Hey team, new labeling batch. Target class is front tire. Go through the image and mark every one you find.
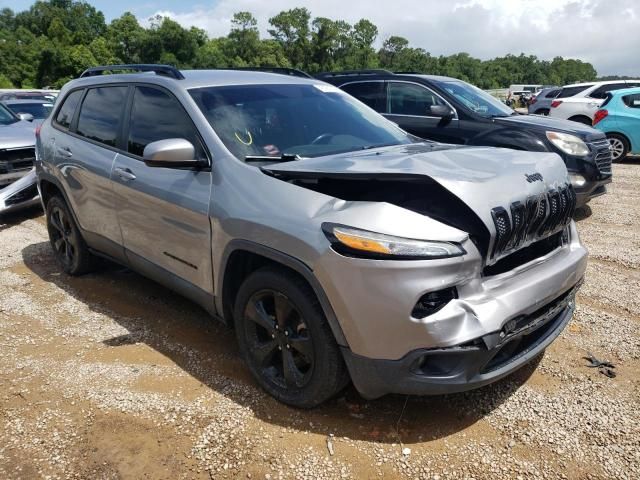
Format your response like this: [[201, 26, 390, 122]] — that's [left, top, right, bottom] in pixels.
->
[[606, 133, 629, 162], [234, 267, 348, 408], [45, 196, 96, 275]]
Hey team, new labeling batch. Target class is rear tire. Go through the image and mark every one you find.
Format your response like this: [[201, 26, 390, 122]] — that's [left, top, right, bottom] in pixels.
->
[[234, 266, 348, 408], [606, 133, 629, 163], [45, 196, 96, 275], [534, 108, 550, 116]]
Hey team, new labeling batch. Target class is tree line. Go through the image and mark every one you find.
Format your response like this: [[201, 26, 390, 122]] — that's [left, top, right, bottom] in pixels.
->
[[0, 0, 598, 90]]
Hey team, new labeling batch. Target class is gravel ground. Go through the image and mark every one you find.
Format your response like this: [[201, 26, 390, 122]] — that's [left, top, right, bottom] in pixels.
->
[[1, 164, 639, 479]]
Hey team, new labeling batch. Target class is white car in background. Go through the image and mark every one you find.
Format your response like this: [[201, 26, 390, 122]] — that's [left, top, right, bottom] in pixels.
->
[[549, 80, 640, 125]]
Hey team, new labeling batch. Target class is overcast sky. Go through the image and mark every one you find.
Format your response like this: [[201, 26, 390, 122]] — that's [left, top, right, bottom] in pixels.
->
[[9, 0, 640, 76]]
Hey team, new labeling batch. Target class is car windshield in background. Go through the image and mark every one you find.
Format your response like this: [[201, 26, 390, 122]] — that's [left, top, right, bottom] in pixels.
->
[[0, 104, 19, 125], [5, 102, 54, 119], [437, 80, 514, 117], [189, 83, 413, 160]]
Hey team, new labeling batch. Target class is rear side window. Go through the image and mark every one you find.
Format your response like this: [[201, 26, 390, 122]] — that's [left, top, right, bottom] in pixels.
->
[[558, 85, 593, 98], [622, 93, 640, 108], [340, 82, 386, 113], [55, 90, 83, 129], [76, 87, 127, 147], [589, 83, 628, 99], [545, 89, 561, 98], [127, 86, 204, 159]]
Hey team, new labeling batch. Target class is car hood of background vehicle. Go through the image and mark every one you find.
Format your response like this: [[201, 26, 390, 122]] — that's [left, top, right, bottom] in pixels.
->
[[493, 114, 604, 142], [0, 121, 37, 148], [263, 143, 570, 236]]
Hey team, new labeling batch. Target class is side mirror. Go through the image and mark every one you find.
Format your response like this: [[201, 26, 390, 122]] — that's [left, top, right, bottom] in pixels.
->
[[429, 104, 454, 119], [142, 138, 202, 168], [17, 113, 34, 122]]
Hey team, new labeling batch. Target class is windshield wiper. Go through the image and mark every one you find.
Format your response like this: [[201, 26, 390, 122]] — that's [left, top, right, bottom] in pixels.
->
[[361, 142, 401, 150], [244, 153, 301, 163]]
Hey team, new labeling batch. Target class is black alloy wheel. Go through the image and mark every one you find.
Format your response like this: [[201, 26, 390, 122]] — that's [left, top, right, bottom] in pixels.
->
[[45, 196, 95, 275], [244, 289, 314, 389], [234, 267, 348, 408], [48, 204, 76, 270]]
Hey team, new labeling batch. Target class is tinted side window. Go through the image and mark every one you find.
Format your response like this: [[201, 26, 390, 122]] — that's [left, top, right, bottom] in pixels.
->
[[76, 87, 127, 147], [589, 83, 628, 99], [340, 82, 386, 112], [545, 89, 561, 98], [388, 82, 446, 116], [55, 90, 83, 129], [622, 94, 640, 108], [558, 85, 593, 98], [128, 86, 204, 158]]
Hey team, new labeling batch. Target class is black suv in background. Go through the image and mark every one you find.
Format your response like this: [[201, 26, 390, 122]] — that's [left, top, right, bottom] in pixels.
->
[[318, 70, 612, 206]]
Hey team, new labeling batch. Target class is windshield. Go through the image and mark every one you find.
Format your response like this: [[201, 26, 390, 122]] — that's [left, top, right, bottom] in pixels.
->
[[0, 103, 19, 125], [6, 102, 53, 119], [436, 80, 515, 117], [190, 83, 413, 160]]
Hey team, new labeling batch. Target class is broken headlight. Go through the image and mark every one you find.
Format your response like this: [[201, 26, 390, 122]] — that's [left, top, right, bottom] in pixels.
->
[[323, 224, 466, 259]]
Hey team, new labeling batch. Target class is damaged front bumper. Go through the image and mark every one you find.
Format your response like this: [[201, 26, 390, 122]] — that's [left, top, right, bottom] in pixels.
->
[[341, 282, 579, 399], [0, 168, 40, 215], [313, 221, 587, 398]]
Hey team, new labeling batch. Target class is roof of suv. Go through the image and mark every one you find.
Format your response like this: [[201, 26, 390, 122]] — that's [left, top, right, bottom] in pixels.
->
[[562, 80, 640, 89], [318, 72, 460, 83], [66, 69, 321, 92]]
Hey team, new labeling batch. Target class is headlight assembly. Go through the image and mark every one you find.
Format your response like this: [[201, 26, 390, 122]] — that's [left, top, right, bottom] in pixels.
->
[[323, 224, 466, 259], [546, 131, 589, 157]]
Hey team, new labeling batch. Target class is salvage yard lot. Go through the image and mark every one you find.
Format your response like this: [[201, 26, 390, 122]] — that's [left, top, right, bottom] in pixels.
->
[[1, 165, 639, 480]]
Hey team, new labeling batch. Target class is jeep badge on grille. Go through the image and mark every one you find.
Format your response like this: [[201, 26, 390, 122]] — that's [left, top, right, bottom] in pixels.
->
[[525, 172, 544, 183]]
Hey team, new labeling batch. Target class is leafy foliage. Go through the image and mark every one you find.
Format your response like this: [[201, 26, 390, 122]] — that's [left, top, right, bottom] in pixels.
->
[[0, 1, 599, 89]]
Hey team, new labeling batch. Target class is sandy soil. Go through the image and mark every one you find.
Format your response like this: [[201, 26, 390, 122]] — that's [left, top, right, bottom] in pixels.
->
[[1, 164, 638, 479]]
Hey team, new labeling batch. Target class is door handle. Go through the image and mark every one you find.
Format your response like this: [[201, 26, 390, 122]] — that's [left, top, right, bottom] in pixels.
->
[[114, 167, 136, 181], [57, 146, 72, 158]]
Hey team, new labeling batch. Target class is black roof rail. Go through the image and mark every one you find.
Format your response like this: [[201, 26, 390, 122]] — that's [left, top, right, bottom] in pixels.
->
[[79, 64, 185, 80], [315, 69, 394, 78], [223, 67, 312, 78]]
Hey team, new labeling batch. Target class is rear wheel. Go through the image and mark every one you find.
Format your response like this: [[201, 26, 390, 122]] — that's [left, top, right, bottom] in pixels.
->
[[45, 196, 95, 275], [606, 133, 629, 162], [234, 267, 348, 408]]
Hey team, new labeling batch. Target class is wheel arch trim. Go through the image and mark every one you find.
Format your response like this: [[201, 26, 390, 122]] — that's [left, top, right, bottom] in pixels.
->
[[217, 239, 349, 347]]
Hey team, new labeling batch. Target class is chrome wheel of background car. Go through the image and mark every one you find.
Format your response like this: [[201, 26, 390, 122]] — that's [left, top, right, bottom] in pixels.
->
[[244, 289, 314, 389], [607, 136, 627, 162]]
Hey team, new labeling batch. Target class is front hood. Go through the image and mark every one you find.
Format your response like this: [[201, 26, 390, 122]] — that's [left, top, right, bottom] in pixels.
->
[[0, 121, 37, 148], [264, 143, 575, 263], [493, 114, 604, 141]]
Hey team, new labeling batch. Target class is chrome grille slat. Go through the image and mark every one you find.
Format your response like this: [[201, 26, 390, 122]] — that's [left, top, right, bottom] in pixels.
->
[[0, 148, 36, 187], [491, 184, 576, 260], [589, 139, 612, 174]]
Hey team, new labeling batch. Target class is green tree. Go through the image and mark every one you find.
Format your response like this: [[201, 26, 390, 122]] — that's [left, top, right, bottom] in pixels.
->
[[268, 8, 311, 69]]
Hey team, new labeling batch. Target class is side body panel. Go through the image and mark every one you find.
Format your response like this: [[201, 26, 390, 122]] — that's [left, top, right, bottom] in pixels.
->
[[111, 154, 213, 294]]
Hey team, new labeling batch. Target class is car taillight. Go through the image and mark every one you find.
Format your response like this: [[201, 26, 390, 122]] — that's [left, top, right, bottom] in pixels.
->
[[35, 124, 42, 137], [551, 100, 563, 108], [593, 109, 608, 126], [530, 97, 537, 104]]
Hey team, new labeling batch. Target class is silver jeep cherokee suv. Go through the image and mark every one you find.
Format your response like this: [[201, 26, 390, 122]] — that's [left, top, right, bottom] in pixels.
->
[[36, 65, 587, 408]]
